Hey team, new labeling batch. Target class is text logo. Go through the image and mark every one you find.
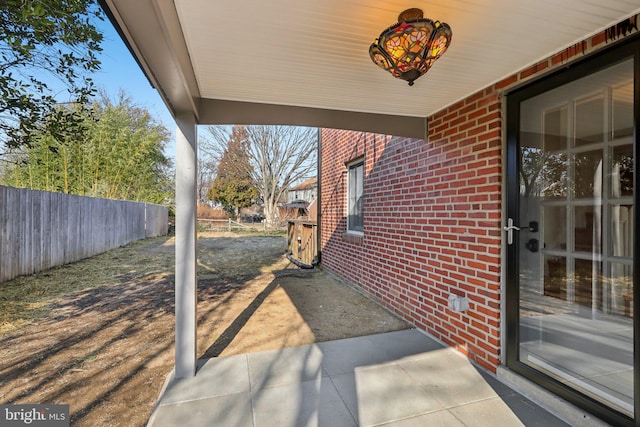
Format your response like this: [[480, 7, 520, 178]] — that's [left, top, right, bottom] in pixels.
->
[[1, 405, 69, 427]]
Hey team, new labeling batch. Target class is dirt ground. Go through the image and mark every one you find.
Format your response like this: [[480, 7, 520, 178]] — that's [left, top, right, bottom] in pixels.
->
[[0, 232, 409, 426]]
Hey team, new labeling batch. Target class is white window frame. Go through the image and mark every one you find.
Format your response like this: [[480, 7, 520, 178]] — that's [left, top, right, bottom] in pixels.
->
[[346, 158, 364, 234]]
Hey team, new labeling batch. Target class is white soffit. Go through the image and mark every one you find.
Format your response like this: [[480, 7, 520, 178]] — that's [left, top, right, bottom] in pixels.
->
[[173, 0, 640, 118]]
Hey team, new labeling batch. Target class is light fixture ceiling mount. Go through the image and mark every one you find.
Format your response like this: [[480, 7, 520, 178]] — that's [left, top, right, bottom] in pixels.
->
[[369, 8, 452, 86]]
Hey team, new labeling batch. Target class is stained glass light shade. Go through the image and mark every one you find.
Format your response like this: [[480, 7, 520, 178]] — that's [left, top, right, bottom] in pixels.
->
[[369, 8, 452, 86]]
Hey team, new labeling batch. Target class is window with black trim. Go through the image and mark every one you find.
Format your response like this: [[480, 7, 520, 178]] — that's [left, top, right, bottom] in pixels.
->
[[347, 160, 364, 233]]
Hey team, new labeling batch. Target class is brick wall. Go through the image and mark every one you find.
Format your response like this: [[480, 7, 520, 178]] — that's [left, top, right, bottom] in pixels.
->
[[320, 15, 639, 373], [321, 99, 502, 371]]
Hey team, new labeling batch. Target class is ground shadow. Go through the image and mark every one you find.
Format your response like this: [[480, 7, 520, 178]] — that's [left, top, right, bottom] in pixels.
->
[[0, 233, 288, 426], [200, 279, 280, 359], [472, 364, 572, 426]]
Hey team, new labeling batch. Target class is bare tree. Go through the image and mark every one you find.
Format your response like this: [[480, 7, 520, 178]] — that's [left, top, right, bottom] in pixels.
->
[[196, 137, 219, 205], [205, 125, 318, 227]]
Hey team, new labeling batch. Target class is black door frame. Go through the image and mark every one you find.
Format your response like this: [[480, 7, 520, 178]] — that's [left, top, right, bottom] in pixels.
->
[[505, 36, 640, 427]]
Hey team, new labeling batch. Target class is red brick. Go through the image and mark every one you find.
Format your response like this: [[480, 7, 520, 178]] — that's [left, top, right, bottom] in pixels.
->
[[551, 52, 564, 66], [494, 74, 518, 90], [591, 32, 606, 47], [478, 94, 500, 108], [477, 111, 500, 125], [465, 91, 486, 105]]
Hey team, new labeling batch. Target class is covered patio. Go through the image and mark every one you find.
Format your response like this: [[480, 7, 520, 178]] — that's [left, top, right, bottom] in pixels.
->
[[97, 1, 640, 425]]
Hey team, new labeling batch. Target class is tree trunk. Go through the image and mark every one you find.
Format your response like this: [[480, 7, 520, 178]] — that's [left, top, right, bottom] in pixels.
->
[[263, 192, 278, 228]]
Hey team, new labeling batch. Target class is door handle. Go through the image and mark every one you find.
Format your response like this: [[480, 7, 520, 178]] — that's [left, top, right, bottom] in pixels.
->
[[503, 218, 521, 245]]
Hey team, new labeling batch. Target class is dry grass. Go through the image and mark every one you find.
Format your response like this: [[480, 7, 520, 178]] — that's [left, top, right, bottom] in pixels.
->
[[0, 236, 174, 334], [0, 230, 288, 334]]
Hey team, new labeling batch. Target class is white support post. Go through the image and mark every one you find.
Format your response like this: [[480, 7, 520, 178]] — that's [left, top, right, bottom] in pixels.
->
[[175, 114, 197, 378]]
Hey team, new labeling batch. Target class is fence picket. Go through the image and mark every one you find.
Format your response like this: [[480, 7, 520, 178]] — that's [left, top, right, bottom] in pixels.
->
[[0, 185, 169, 283]]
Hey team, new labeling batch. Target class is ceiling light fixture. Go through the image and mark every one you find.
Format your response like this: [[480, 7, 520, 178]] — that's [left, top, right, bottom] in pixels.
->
[[369, 8, 452, 86]]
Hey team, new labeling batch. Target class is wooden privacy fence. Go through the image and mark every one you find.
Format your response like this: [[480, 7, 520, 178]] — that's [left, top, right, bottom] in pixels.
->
[[287, 220, 318, 268], [0, 185, 169, 283]]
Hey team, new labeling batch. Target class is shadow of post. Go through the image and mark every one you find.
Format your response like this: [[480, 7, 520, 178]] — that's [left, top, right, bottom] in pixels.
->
[[200, 280, 280, 359]]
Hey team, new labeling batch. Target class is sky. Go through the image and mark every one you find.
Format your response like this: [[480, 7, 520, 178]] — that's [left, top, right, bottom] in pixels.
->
[[91, 18, 178, 157]]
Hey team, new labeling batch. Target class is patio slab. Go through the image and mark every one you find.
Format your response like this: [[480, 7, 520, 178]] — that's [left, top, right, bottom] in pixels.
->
[[147, 329, 572, 427]]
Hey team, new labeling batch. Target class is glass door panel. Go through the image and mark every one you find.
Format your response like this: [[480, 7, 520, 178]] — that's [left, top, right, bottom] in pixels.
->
[[518, 58, 634, 417]]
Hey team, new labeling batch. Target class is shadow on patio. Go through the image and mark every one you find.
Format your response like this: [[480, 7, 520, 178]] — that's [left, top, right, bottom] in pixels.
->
[[149, 269, 572, 427], [148, 328, 572, 427]]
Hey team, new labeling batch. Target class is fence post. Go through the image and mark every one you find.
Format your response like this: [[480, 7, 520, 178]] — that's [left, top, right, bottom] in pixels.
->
[[228, 218, 232, 232]]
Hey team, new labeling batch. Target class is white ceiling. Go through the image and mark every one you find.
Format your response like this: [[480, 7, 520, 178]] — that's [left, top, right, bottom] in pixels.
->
[[102, 0, 640, 133], [174, 0, 640, 117]]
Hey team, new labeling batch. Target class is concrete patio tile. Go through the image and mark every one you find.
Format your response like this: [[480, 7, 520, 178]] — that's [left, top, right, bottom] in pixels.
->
[[251, 377, 357, 427], [476, 368, 519, 397], [448, 394, 571, 427], [317, 335, 402, 376], [327, 373, 360, 423], [376, 410, 465, 427], [498, 393, 572, 427], [318, 330, 444, 377], [399, 350, 506, 408], [159, 354, 250, 405], [332, 363, 445, 426], [247, 343, 326, 389], [448, 397, 528, 427], [150, 392, 253, 427], [366, 329, 445, 361]]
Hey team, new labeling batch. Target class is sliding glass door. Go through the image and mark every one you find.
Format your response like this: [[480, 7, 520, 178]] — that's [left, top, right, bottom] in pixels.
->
[[506, 43, 638, 425]]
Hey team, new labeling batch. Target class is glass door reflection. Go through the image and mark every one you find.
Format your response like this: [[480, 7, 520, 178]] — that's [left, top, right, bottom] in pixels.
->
[[518, 58, 634, 416]]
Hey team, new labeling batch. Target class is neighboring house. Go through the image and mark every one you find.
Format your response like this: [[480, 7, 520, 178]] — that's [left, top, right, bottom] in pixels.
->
[[282, 178, 318, 220], [320, 22, 639, 426], [287, 177, 317, 203]]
